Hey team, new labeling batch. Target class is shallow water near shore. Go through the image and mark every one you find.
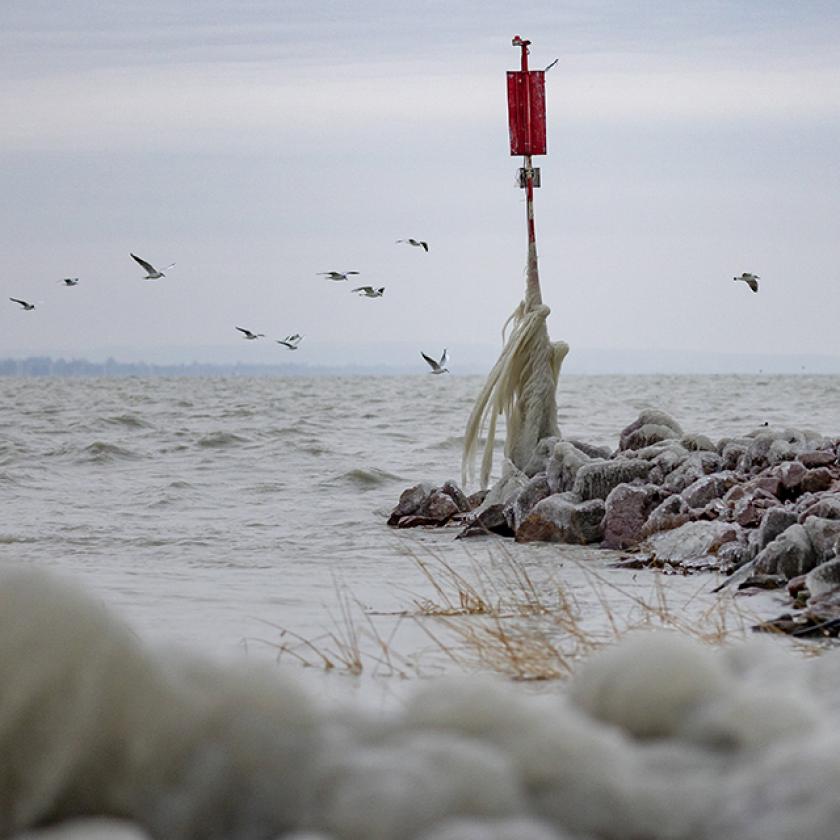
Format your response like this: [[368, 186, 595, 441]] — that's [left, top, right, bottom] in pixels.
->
[[2, 373, 839, 701]]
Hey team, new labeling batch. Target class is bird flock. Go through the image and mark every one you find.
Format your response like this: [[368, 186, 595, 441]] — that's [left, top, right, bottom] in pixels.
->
[[9, 249, 758, 375], [9, 238, 449, 374]]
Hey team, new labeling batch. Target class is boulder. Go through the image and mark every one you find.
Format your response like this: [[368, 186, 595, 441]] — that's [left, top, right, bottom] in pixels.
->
[[731, 488, 780, 528], [619, 409, 683, 451], [602, 483, 667, 549], [457, 503, 514, 538], [753, 524, 817, 578], [756, 507, 798, 551], [440, 480, 471, 513], [801, 467, 833, 494], [775, 460, 807, 492], [640, 521, 741, 570], [720, 441, 749, 471], [504, 473, 552, 532], [546, 441, 592, 494], [798, 450, 836, 469], [642, 494, 692, 537], [805, 557, 840, 598], [566, 439, 613, 460], [418, 490, 460, 523], [662, 451, 723, 494], [621, 423, 681, 452], [572, 458, 653, 501], [798, 494, 840, 522], [388, 482, 433, 526], [681, 471, 738, 509], [680, 433, 716, 452], [802, 516, 840, 563], [516, 495, 605, 544]]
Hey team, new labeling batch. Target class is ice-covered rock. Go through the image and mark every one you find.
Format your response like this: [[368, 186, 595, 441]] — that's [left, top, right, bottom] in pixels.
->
[[641, 521, 741, 570], [756, 507, 798, 551], [515, 495, 605, 544], [753, 523, 817, 578], [802, 516, 840, 563], [680, 471, 738, 509], [619, 409, 683, 452], [545, 441, 591, 494], [504, 473, 552, 532], [522, 436, 560, 478], [602, 483, 667, 549], [642, 494, 692, 537], [572, 459, 652, 502]]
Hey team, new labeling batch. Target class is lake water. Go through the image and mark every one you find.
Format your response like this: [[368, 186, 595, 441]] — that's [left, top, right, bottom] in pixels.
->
[[2, 373, 839, 694]]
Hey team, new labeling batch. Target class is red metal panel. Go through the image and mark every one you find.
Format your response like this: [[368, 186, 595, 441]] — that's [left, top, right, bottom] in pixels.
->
[[506, 70, 546, 156]]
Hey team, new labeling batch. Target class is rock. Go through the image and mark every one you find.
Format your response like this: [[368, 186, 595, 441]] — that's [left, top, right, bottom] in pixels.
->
[[720, 441, 749, 471], [546, 441, 592, 494], [745, 474, 782, 498], [802, 516, 840, 562], [681, 433, 716, 452], [388, 482, 434, 526], [566, 439, 613, 460], [602, 483, 667, 549], [804, 587, 840, 630], [419, 490, 461, 523], [619, 409, 683, 451], [622, 423, 681, 451], [798, 450, 836, 468], [440, 480, 471, 513], [767, 437, 799, 465], [732, 489, 780, 528], [466, 489, 489, 510], [643, 494, 692, 537], [756, 507, 798, 551], [753, 523, 817, 579], [716, 539, 749, 572], [775, 460, 807, 492], [395, 514, 446, 528], [457, 503, 514, 538], [572, 458, 653, 501], [478, 461, 529, 511], [504, 473, 552, 532], [801, 467, 833, 494], [516, 495, 605, 544], [522, 436, 559, 477], [805, 557, 840, 597], [798, 494, 840, 522], [662, 452, 723, 494], [640, 521, 741, 571], [681, 472, 738, 509]]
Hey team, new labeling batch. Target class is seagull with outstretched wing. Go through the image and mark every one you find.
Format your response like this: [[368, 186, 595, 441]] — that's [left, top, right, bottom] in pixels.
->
[[734, 272, 759, 293], [396, 238, 429, 252], [131, 253, 175, 279], [9, 297, 35, 310], [236, 327, 264, 340], [60, 278, 79, 286], [277, 334, 303, 350], [421, 348, 449, 374], [318, 271, 360, 281], [352, 286, 385, 298]]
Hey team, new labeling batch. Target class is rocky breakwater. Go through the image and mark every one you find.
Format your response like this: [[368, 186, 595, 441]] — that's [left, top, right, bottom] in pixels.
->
[[389, 408, 840, 637]]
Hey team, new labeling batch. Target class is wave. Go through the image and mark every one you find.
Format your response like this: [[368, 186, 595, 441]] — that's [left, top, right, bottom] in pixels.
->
[[77, 441, 140, 463], [102, 414, 151, 429], [196, 431, 250, 448], [323, 467, 404, 490]]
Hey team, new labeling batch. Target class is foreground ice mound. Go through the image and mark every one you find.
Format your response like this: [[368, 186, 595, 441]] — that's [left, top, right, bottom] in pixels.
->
[[3, 567, 840, 840]]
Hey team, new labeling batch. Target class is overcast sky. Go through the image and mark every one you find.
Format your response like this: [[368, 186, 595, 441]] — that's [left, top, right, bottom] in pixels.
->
[[2, 1, 839, 370]]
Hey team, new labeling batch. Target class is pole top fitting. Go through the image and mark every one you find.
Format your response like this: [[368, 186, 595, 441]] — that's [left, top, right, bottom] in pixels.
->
[[512, 35, 531, 48]]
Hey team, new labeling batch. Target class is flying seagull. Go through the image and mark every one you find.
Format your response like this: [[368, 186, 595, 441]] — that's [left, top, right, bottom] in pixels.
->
[[318, 271, 360, 281], [734, 272, 759, 293], [396, 238, 429, 252], [353, 286, 385, 298], [236, 326, 264, 340], [277, 334, 303, 350], [60, 278, 79, 286], [421, 348, 449, 374], [9, 297, 35, 310], [131, 253, 175, 279]]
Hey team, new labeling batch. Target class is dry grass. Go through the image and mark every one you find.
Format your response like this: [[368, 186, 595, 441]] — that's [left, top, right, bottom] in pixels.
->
[[252, 544, 782, 682]]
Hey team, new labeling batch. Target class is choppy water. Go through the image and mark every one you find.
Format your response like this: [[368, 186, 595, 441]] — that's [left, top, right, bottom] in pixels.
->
[[2, 373, 839, 684]]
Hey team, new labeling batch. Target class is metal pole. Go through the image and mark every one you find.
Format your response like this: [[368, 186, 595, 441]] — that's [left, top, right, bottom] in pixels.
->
[[515, 36, 541, 307]]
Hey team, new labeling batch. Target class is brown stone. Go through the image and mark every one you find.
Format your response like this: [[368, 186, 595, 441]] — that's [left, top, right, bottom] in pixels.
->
[[798, 450, 836, 468], [602, 483, 667, 549], [516, 495, 605, 544], [801, 467, 833, 494]]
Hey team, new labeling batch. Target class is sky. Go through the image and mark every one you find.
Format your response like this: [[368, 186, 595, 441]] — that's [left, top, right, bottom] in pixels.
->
[[1, 1, 839, 372]]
